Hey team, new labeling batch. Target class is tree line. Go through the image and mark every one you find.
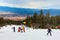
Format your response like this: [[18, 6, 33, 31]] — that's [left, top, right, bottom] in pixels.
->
[[0, 17, 23, 27], [24, 10, 60, 29], [0, 9, 60, 29]]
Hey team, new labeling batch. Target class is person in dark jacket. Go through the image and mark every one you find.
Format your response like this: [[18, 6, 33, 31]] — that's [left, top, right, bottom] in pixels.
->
[[47, 27, 52, 36], [13, 27, 15, 32]]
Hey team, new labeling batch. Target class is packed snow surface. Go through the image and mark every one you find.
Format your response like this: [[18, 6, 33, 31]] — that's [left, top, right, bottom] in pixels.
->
[[0, 25, 60, 40]]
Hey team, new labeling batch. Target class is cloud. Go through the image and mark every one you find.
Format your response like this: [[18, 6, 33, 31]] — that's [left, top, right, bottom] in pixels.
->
[[0, 0, 60, 9]]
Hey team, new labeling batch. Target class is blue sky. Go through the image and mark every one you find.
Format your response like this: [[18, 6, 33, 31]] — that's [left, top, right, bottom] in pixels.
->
[[0, 0, 60, 9], [0, 0, 60, 16]]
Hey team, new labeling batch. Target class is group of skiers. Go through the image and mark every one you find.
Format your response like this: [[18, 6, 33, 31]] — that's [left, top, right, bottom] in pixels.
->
[[12, 26, 25, 32], [12, 24, 60, 36]]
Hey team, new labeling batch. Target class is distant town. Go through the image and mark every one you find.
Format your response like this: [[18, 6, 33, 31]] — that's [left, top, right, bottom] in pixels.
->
[[0, 12, 27, 21], [3, 16, 27, 21]]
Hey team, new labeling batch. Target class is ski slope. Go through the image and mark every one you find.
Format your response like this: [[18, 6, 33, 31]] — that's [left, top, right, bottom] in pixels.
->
[[0, 25, 60, 40]]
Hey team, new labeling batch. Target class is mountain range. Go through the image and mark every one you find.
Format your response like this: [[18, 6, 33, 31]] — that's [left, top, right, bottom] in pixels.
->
[[0, 6, 60, 16]]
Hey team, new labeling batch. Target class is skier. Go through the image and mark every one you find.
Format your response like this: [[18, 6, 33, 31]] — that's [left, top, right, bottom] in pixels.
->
[[13, 27, 15, 32], [18, 27, 22, 32], [21, 26, 25, 32], [47, 27, 52, 36]]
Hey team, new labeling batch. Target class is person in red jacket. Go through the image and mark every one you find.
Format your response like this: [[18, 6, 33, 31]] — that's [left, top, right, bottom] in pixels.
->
[[18, 27, 22, 32]]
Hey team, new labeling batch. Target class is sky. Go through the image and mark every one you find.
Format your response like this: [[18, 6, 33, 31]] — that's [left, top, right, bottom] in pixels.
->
[[0, 0, 60, 9], [0, 0, 60, 15]]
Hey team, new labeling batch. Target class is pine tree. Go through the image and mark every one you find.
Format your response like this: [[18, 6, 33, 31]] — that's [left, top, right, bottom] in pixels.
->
[[45, 12, 50, 24], [39, 9, 45, 28], [32, 13, 38, 23]]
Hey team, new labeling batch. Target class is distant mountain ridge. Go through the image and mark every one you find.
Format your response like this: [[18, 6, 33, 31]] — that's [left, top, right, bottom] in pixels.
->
[[0, 6, 40, 16], [0, 6, 60, 16]]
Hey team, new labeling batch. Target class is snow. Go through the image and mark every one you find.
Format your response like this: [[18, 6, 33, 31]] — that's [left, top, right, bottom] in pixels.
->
[[0, 25, 60, 40]]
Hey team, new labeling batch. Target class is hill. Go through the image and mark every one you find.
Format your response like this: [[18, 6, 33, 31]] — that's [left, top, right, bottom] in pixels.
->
[[0, 6, 60, 16]]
